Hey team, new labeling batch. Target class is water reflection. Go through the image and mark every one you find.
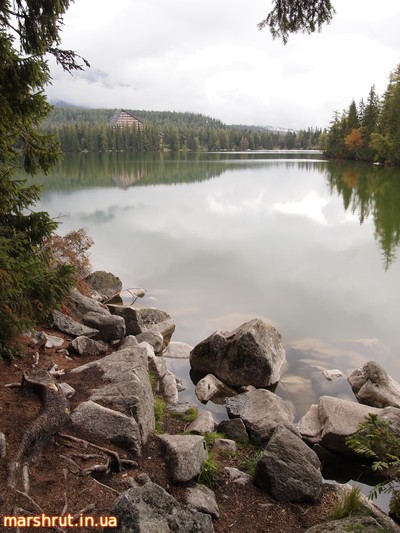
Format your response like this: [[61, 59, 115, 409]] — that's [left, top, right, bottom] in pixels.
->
[[27, 151, 400, 409], [326, 162, 400, 269]]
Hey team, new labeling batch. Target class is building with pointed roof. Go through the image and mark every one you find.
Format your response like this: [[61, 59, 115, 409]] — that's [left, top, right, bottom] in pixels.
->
[[111, 109, 144, 131]]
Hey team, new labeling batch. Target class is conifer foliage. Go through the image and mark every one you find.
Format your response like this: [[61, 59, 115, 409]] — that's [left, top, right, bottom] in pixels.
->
[[0, 1, 87, 344], [322, 64, 400, 166]]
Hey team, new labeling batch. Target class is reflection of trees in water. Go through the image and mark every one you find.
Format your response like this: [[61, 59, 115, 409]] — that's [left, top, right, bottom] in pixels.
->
[[326, 162, 400, 269], [25, 152, 326, 191]]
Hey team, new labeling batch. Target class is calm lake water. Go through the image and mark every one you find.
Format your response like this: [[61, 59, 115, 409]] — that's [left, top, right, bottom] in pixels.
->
[[30, 151, 400, 422]]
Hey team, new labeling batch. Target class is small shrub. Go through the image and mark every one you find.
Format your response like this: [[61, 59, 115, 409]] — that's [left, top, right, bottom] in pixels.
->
[[329, 486, 362, 520], [50, 228, 93, 289], [198, 452, 221, 489], [0, 340, 22, 363]]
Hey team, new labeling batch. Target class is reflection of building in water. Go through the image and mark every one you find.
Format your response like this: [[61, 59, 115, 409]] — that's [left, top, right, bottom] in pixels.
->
[[110, 109, 144, 131], [112, 167, 145, 188]]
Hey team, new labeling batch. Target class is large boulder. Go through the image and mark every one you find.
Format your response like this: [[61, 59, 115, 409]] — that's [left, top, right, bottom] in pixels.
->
[[70, 335, 108, 356], [348, 360, 400, 408], [85, 270, 123, 302], [190, 319, 287, 388], [104, 478, 214, 533], [297, 396, 383, 455], [158, 434, 208, 483], [217, 418, 249, 443], [52, 310, 99, 338], [111, 306, 175, 349], [71, 400, 142, 454], [225, 388, 295, 443], [70, 343, 155, 452], [254, 425, 322, 502], [82, 311, 126, 343], [185, 483, 220, 519], [69, 287, 110, 317]]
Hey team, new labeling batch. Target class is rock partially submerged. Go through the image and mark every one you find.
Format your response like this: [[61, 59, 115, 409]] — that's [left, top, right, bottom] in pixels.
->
[[195, 374, 237, 402], [297, 395, 391, 455], [226, 388, 295, 443], [190, 318, 287, 388], [348, 360, 400, 408]]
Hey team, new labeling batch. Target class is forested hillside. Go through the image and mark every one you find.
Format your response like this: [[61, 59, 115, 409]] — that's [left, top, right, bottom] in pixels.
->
[[321, 64, 400, 166], [41, 107, 322, 153]]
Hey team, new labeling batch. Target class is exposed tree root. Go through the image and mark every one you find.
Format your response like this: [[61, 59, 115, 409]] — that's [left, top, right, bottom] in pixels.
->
[[6, 368, 70, 490]]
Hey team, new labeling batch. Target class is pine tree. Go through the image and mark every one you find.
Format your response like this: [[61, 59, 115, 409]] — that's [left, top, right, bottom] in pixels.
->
[[0, 0, 88, 344]]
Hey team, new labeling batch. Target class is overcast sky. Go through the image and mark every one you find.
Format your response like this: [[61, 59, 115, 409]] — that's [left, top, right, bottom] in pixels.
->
[[45, 0, 400, 130]]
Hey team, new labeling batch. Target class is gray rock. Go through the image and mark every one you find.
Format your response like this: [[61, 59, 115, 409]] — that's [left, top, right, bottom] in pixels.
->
[[0, 432, 6, 459], [186, 411, 216, 435], [190, 318, 287, 388], [213, 438, 237, 453], [58, 382, 76, 399], [85, 270, 123, 302], [158, 434, 208, 483], [195, 374, 237, 402], [348, 360, 400, 408], [217, 418, 249, 443], [147, 350, 178, 404], [118, 335, 139, 350], [224, 467, 251, 485], [69, 287, 110, 317], [70, 335, 108, 356], [44, 334, 65, 348], [52, 310, 99, 338], [112, 306, 175, 349], [161, 371, 179, 404], [136, 332, 164, 354], [254, 425, 322, 502], [305, 516, 390, 532], [71, 401, 142, 454], [297, 396, 382, 454], [104, 479, 214, 533], [70, 344, 155, 451], [167, 402, 198, 415], [83, 311, 126, 343], [225, 389, 296, 443], [163, 341, 193, 359], [185, 483, 220, 518], [323, 369, 343, 380]]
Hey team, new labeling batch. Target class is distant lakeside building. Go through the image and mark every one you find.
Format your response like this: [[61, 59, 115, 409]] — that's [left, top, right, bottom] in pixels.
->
[[111, 109, 144, 131]]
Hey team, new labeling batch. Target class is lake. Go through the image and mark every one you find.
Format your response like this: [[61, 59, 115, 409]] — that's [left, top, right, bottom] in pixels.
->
[[30, 151, 400, 420]]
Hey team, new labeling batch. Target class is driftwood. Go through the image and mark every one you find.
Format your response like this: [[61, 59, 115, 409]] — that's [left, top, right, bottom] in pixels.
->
[[6, 368, 70, 489]]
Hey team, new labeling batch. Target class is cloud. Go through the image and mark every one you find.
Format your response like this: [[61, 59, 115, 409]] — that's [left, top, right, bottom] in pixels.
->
[[46, 0, 400, 129]]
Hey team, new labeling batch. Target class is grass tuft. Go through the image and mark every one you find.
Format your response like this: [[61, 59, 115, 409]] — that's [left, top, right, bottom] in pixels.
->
[[198, 452, 221, 489], [329, 486, 362, 520]]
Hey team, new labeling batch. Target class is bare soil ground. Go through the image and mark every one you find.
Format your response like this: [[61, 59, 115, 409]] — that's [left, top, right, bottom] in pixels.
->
[[0, 326, 337, 533]]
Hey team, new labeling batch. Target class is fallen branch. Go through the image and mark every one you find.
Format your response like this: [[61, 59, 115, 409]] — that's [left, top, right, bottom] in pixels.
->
[[59, 433, 122, 472]]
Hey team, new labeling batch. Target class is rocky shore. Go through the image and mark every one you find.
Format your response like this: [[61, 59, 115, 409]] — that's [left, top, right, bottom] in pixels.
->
[[1, 270, 400, 532]]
